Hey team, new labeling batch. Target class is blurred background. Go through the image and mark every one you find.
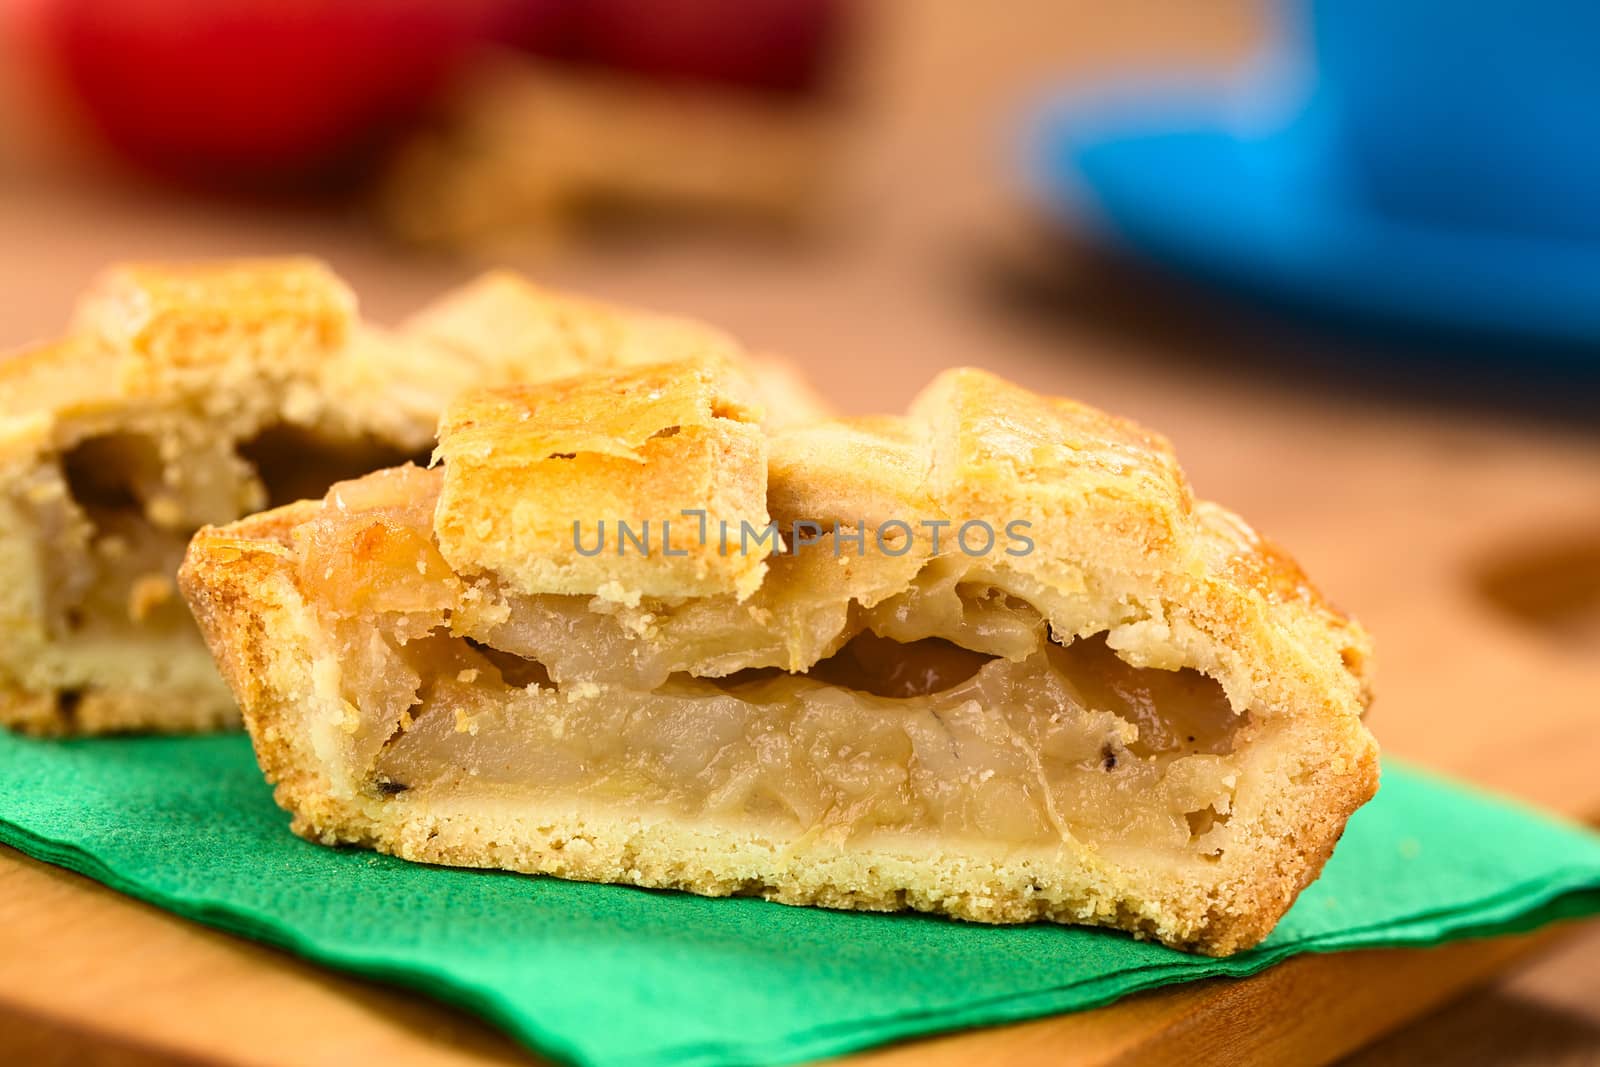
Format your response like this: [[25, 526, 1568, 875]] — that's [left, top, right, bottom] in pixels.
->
[[1, 0, 1597, 1060]]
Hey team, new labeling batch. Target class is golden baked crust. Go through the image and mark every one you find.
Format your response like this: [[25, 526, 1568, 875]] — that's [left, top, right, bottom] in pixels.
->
[[1, 261, 827, 735], [398, 270, 831, 427], [434, 359, 771, 603], [181, 358, 1377, 955], [71, 258, 357, 397]]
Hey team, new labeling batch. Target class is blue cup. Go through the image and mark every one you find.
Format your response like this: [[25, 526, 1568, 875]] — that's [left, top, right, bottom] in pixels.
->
[[1301, 0, 1600, 241]]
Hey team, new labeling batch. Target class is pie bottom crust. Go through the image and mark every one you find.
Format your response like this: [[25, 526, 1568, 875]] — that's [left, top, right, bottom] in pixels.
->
[[300, 742, 1364, 951], [0, 684, 234, 737]]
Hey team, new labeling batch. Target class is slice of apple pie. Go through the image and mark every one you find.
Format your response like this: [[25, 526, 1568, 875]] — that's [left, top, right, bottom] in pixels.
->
[[0, 261, 823, 735], [180, 359, 1377, 954]]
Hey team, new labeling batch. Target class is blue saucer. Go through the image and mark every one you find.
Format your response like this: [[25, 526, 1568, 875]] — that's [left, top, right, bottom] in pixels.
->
[[1027, 82, 1600, 357]]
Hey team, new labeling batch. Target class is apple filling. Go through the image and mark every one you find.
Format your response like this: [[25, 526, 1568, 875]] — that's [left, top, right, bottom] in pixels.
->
[[298, 467, 1250, 860], [34, 424, 426, 649]]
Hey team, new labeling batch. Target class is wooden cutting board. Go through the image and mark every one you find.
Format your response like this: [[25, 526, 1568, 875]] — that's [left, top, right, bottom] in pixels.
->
[[2, 1, 1598, 1063]]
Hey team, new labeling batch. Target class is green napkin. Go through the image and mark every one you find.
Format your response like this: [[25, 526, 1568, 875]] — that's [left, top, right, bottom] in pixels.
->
[[2, 732, 1597, 1067]]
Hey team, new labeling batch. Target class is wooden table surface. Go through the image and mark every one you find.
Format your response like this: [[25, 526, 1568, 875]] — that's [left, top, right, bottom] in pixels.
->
[[2, 1, 1598, 1063]]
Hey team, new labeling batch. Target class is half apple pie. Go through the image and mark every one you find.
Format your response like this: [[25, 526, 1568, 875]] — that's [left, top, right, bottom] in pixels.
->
[[180, 359, 1377, 954], [0, 260, 822, 735]]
